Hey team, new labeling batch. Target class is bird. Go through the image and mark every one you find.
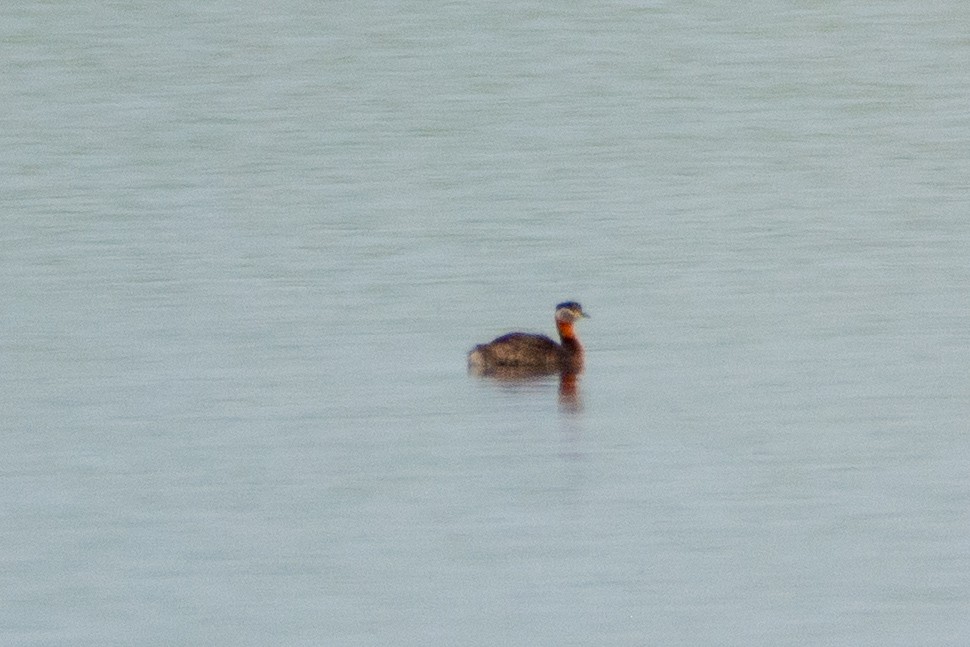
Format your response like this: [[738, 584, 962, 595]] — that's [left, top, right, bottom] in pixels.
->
[[467, 301, 588, 377]]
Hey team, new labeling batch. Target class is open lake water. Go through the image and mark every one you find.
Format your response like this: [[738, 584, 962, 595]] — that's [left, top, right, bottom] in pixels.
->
[[3, 1, 969, 644]]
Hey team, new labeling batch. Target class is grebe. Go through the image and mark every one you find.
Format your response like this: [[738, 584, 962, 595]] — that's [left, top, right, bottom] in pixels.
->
[[467, 301, 589, 376]]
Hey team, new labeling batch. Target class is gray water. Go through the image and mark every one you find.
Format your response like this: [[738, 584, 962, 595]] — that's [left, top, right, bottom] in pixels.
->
[[3, 1, 969, 645]]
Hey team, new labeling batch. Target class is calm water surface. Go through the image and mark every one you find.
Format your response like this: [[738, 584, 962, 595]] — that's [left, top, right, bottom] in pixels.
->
[[2, 1, 969, 645]]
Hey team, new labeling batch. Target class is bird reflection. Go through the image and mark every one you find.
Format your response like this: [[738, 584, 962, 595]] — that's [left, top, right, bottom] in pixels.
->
[[468, 364, 584, 412]]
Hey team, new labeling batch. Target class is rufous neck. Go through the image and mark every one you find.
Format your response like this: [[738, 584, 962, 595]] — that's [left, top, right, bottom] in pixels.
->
[[556, 319, 579, 344]]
